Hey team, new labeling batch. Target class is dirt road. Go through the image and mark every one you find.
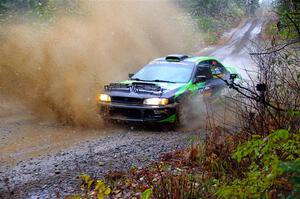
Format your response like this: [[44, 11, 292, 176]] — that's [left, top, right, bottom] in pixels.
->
[[0, 18, 263, 198], [201, 18, 263, 78]]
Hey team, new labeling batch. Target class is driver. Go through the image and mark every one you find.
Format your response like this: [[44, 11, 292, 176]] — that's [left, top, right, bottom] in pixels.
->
[[211, 60, 222, 76]]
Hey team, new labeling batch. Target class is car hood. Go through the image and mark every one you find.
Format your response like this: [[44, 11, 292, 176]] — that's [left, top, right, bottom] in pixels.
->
[[104, 80, 186, 99]]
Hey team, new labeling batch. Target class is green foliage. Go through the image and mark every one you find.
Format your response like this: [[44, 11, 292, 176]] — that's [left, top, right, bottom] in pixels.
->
[[279, 159, 300, 198], [288, 109, 300, 117], [70, 174, 111, 199], [196, 16, 218, 44], [141, 187, 153, 199], [181, 0, 258, 16], [178, 0, 258, 44], [0, 0, 44, 13], [273, 0, 300, 39], [217, 129, 300, 198], [0, 0, 80, 22]]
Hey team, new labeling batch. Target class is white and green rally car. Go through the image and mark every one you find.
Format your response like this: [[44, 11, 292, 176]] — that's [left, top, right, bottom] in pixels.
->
[[97, 54, 240, 124]]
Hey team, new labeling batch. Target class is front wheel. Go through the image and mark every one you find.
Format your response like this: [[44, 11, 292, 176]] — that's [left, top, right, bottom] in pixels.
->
[[175, 94, 207, 130], [172, 101, 188, 129]]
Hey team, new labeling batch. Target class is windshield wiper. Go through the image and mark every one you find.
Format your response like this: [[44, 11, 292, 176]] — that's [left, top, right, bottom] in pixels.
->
[[149, 79, 176, 83], [131, 78, 146, 81]]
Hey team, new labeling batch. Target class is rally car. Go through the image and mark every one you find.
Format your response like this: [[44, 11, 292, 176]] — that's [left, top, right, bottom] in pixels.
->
[[97, 54, 240, 124]]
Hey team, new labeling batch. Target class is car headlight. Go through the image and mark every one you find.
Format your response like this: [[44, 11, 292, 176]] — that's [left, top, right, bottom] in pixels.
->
[[97, 94, 111, 102], [143, 98, 169, 106]]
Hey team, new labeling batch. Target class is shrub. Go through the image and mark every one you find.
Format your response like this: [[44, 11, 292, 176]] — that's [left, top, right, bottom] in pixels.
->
[[217, 129, 300, 198], [69, 174, 111, 199]]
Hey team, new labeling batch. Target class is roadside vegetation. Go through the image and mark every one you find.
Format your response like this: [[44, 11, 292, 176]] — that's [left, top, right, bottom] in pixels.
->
[[71, 1, 300, 198], [0, 0, 79, 22], [0, 0, 258, 45], [179, 0, 260, 44]]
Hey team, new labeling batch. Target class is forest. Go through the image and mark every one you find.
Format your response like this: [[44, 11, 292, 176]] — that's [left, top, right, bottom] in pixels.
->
[[0, 0, 259, 44]]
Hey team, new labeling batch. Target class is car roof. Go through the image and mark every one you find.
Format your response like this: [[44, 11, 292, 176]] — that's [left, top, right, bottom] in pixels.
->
[[151, 55, 219, 66], [185, 56, 219, 64]]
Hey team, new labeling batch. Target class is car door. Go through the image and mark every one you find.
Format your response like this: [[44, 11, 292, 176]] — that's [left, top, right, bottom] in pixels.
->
[[194, 64, 214, 96], [207, 60, 228, 95]]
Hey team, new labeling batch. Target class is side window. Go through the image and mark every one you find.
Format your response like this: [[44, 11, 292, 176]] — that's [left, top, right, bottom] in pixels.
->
[[209, 60, 226, 75], [195, 66, 213, 80]]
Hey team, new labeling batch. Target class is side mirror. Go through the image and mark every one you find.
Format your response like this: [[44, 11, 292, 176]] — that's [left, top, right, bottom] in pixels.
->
[[230, 73, 238, 80], [193, 75, 206, 84], [128, 73, 134, 79]]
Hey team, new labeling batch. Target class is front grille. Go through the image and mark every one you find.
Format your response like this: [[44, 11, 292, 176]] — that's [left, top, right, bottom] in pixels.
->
[[107, 107, 175, 121], [109, 108, 142, 119], [111, 96, 143, 105]]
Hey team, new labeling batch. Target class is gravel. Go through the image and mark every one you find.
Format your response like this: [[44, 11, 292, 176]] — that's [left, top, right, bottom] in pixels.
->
[[0, 129, 200, 198]]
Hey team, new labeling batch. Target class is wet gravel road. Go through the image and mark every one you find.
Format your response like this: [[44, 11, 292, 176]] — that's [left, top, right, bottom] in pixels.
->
[[1, 126, 198, 198], [0, 95, 201, 198], [0, 18, 264, 198]]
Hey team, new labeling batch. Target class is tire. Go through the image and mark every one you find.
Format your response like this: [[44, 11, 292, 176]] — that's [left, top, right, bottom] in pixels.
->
[[173, 97, 189, 129]]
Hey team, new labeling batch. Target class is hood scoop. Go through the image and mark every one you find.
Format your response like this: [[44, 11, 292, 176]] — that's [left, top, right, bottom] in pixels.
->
[[104, 83, 131, 92], [132, 82, 161, 90], [131, 82, 164, 95]]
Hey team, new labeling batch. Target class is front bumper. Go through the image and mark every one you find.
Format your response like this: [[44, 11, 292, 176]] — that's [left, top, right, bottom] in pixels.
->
[[98, 102, 178, 122]]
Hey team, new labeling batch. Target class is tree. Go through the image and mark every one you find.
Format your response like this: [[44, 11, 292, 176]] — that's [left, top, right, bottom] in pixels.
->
[[180, 0, 259, 16], [273, 0, 300, 39]]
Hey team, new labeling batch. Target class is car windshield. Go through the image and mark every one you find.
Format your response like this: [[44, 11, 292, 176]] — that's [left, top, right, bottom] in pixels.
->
[[132, 62, 194, 83]]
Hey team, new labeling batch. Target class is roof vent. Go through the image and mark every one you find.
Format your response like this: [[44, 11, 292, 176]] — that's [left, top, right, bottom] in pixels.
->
[[165, 54, 189, 62]]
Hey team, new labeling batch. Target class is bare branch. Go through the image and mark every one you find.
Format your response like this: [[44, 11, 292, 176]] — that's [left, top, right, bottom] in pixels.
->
[[249, 38, 300, 55]]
